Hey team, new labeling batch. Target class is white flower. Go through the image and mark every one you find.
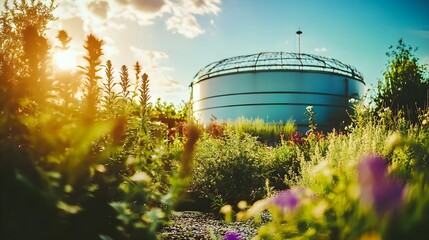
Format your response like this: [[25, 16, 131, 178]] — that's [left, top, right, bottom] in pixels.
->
[[306, 106, 313, 112], [348, 98, 357, 103]]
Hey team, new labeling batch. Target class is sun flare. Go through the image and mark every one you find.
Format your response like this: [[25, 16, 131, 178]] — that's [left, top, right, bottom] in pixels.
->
[[53, 50, 77, 70]]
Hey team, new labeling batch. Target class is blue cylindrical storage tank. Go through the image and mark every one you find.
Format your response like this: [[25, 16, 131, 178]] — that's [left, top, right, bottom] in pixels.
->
[[191, 52, 365, 131]]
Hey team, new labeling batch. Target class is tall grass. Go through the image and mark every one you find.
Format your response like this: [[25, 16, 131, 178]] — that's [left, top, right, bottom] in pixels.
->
[[227, 117, 296, 145]]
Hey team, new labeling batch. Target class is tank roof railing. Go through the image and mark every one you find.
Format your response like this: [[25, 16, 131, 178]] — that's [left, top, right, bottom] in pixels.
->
[[194, 52, 364, 83]]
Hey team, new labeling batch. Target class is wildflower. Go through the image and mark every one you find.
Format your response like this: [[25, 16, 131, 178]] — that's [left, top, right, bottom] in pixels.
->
[[290, 131, 304, 144], [306, 106, 313, 112], [349, 98, 357, 103], [224, 231, 241, 240], [357, 155, 404, 215], [271, 188, 302, 210], [423, 119, 427, 125]]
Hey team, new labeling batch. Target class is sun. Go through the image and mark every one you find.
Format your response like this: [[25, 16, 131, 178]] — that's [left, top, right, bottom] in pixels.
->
[[53, 49, 77, 70]]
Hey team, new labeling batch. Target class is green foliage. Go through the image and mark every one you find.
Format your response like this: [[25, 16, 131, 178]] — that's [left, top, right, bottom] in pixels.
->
[[268, 144, 300, 189], [227, 105, 429, 239], [0, 2, 196, 239], [191, 128, 270, 209], [374, 39, 429, 122]]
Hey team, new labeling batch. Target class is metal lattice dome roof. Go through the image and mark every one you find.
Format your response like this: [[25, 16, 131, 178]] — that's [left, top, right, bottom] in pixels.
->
[[194, 52, 363, 82]]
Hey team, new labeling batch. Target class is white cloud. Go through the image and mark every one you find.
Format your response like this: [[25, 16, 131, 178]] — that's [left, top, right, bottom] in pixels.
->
[[181, 0, 222, 15], [129, 46, 170, 69], [103, 36, 120, 57], [88, 0, 109, 19], [130, 0, 166, 13], [159, 78, 189, 96], [129, 46, 187, 101], [166, 12, 205, 38], [165, 0, 221, 38], [53, 0, 81, 19], [315, 47, 328, 52], [54, 0, 221, 38]]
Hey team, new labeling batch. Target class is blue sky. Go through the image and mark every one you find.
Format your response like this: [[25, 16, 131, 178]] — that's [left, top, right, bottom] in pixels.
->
[[39, 0, 429, 103]]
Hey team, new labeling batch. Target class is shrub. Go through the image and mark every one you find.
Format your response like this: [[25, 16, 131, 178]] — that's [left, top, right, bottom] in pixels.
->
[[191, 128, 270, 210], [267, 144, 300, 190]]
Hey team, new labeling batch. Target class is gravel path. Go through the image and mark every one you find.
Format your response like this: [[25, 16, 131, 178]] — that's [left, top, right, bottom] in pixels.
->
[[159, 211, 262, 239]]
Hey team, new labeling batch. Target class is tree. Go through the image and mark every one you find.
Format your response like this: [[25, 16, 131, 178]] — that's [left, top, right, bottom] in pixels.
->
[[374, 39, 429, 122], [0, 0, 56, 68], [0, 0, 56, 109]]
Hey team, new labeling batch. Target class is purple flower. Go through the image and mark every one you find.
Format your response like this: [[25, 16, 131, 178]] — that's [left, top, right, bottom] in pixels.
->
[[272, 188, 301, 210], [224, 231, 241, 240], [358, 155, 388, 184], [357, 155, 404, 215]]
